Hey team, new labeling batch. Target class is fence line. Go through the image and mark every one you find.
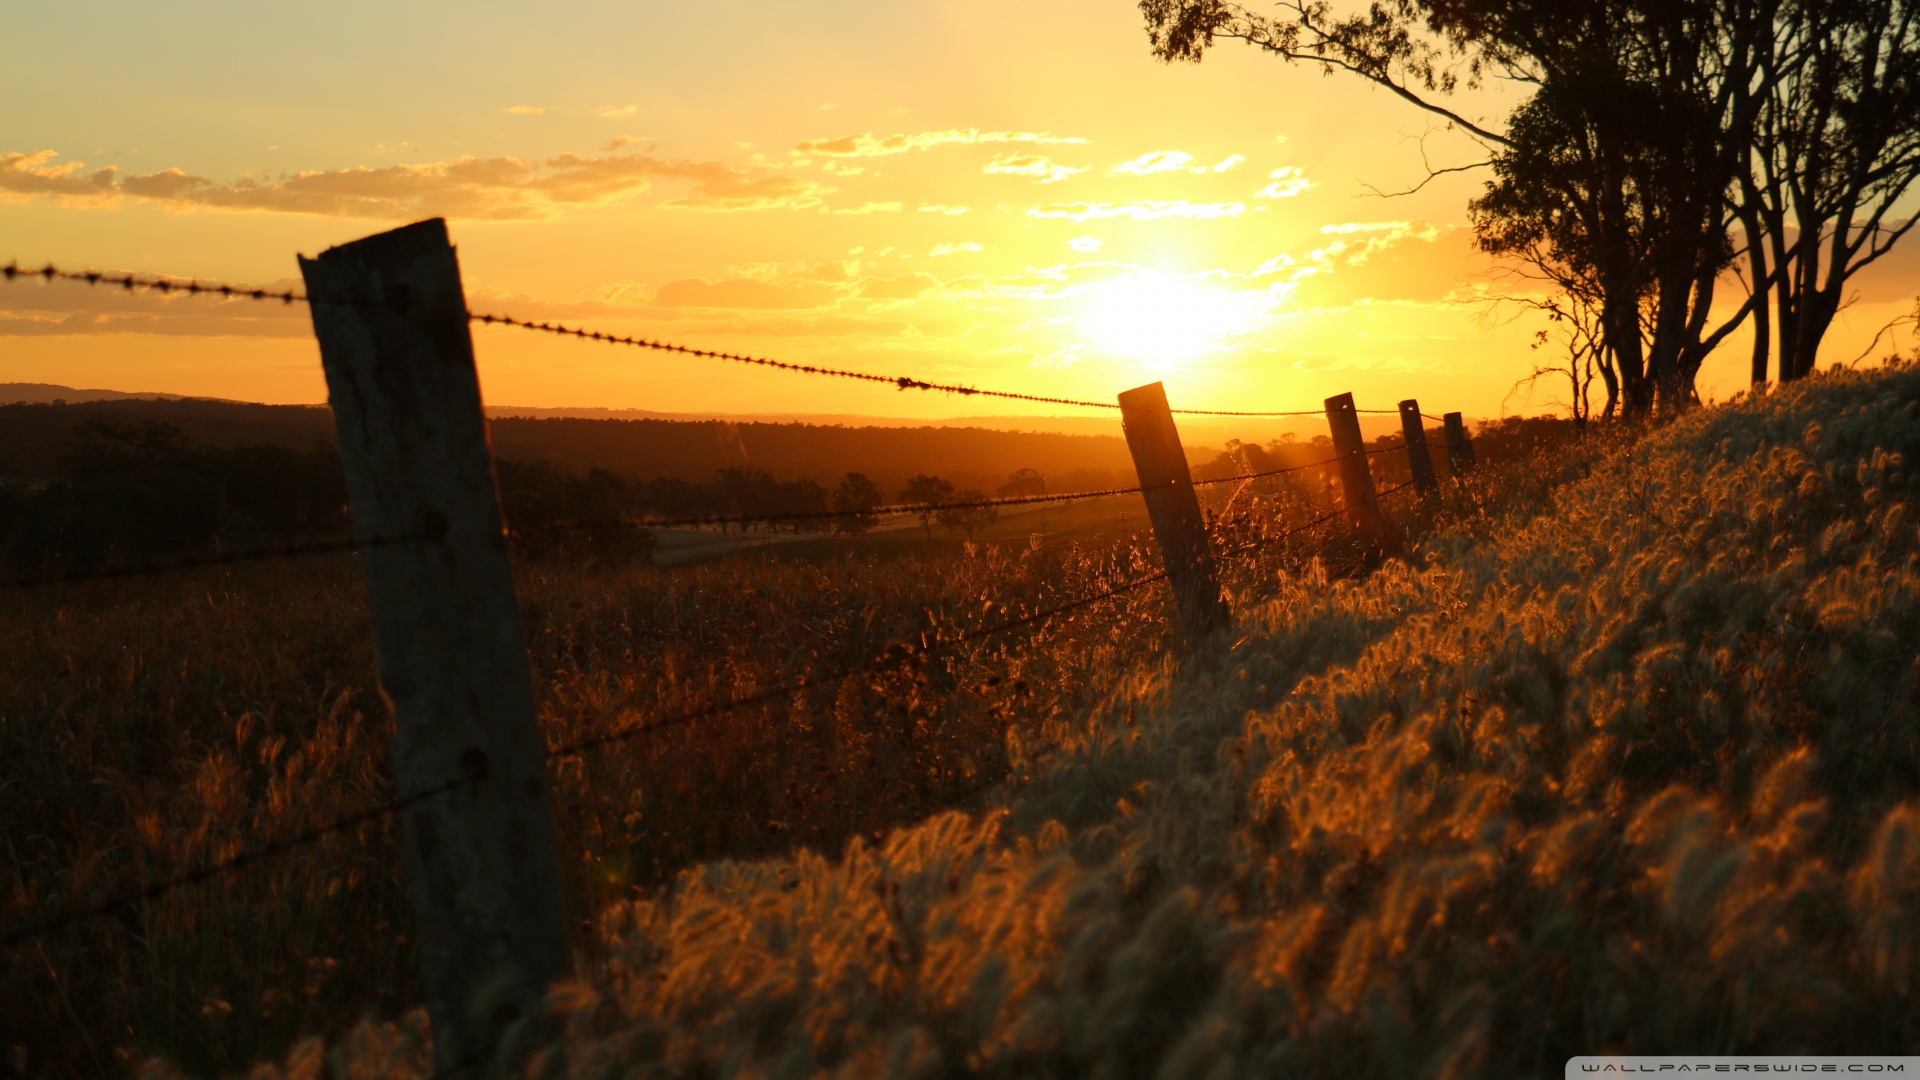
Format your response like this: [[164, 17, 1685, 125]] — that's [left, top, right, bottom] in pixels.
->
[[2, 235, 1482, 1059], [3, 260, 1403, 417]]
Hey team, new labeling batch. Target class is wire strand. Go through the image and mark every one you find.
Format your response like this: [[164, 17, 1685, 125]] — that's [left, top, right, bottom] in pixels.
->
[[4, 257, 1409, 417], [470, 309, 1404, 417], [1, 772, 472, 951], [0, 533, 427, 592], [2, 261, 305, 304], [0, 551, 1189, 950]]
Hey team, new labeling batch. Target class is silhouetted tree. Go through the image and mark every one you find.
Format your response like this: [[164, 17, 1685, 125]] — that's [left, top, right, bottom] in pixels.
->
[[937, 489, 999, 539], [1740, 0, 1920, 382], [1142, 0, 1897, 414], [898, 473, 954, 539], [833, 472, 883, 536]]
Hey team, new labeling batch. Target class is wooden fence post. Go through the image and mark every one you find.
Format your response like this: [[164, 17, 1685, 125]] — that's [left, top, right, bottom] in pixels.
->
[[1443, 411, 1477, 475], [1397, 399, 1440, 497], [300, 219, 571, 1072], [1324, 392, 1391, 555], [1118, 382, 1230, 644]]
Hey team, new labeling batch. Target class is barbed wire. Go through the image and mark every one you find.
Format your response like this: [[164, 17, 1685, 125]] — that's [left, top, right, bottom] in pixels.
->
[[2, 262, 305, 304], [0, 771, 474, 951], [5, 257, 1414, 418], [541, 455, 1354, 535], [546, 561, 1179, 760], [1377, 479, 1420, 501], [470, 309, 1405, 417], [0, 533, 427, 592], [0, 549, 1190, 951]]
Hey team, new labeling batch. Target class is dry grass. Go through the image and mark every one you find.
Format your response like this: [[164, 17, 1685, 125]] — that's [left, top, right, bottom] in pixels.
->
[[3, 516, 1213, 1077], [24, 366, 1920, 1078]]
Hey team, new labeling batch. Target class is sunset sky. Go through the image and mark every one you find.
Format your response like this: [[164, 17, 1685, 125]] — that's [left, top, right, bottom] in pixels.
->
[[5, 0, 1917, 423]]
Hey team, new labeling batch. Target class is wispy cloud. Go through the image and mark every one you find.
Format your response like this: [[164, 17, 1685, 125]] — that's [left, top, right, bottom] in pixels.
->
[[503, 105, 548, 116], [1025, 201, 1245, 222], [1111, 151, 1246, 176], [1256, 166, 1312, 199], [928, 242, 983, 256], [859, 273, 938, 300], [983, 154, 1082, 184], [830, 201, 903, 215], [792, 128, 1087, 158], [1068, 236, 1103, 252], [0, 147, 827, 220], [917, 204, 969, 215], [1111, 151, 1194, 176], [652, 277, 841, 309]]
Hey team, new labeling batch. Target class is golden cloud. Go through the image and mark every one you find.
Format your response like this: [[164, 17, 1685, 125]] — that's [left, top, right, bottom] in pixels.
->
[[652, 277, 842, 310], [1111, 151, 1245, 176], [984, 154, 1082, 184], [1024, 201, 1245, 222], [1111, 151, 1194, 176], [0, 150, 120, 201], [858, 273, 939, 300], [791, 128, 1087, 158], [1256, 166, 1312, 199], [1, 148, 826, 220]]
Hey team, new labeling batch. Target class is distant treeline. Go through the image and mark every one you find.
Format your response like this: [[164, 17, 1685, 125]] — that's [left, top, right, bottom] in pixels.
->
[[0, 399, 1138, 495], [0, 420, 1072, 576]]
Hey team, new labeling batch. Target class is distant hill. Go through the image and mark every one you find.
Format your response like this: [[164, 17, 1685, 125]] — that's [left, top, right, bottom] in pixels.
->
[[0, 382, 241, 405]]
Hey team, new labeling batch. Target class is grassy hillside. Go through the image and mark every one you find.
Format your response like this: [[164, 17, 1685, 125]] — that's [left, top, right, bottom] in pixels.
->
[[181, 363, 1920, 1077]]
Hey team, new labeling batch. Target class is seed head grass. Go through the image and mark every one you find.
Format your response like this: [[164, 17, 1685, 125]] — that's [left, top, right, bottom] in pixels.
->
[[15, 364, 1920, 1076]]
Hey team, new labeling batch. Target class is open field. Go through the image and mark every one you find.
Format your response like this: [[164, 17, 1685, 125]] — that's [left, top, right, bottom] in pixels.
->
[[9, 365, 1920, 1076]]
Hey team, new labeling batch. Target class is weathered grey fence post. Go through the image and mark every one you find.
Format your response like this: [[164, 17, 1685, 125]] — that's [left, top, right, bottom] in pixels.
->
[[1118, 382, 1230, 644], [300, 219, 570, 1072], [1443, 411, 1477, 476], [1398, 399, 1440, 497], [1324, 392, 1391, 555]]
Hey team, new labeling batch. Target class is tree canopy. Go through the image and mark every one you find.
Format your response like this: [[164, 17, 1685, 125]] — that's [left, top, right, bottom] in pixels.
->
[[1143, 0, 1920, 415]]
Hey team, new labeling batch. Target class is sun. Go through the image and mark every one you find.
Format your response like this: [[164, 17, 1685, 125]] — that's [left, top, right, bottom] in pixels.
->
[[1081, 272, 1267, 368]]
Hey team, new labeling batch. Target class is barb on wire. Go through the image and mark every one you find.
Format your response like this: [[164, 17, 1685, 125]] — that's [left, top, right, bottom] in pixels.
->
[[1376, 479, 1420, 501], [6, 255, 1423, 420], [1, 533, 426, 592], [1, 772, 474, 951], [546, 562, 1178, 759], [2, 552, 1182, 951], [3, 261, 305, 304], [1364, 440, 1411, 457], [471, 309, 1402, 417]]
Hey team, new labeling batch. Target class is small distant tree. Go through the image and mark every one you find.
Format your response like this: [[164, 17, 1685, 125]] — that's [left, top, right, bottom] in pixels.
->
[[898, 473, 954, 539], [832, 472, 882, 536], [997, 468, 1045, 497], [937, 489, 998, 539]]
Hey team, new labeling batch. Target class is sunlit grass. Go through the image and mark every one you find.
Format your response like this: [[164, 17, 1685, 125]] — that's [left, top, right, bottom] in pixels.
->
[[19, 366, 1920, 1076]]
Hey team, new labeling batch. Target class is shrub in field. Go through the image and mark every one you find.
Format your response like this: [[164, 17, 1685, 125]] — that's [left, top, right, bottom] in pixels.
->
[[196, 364, 1920, 1078]]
